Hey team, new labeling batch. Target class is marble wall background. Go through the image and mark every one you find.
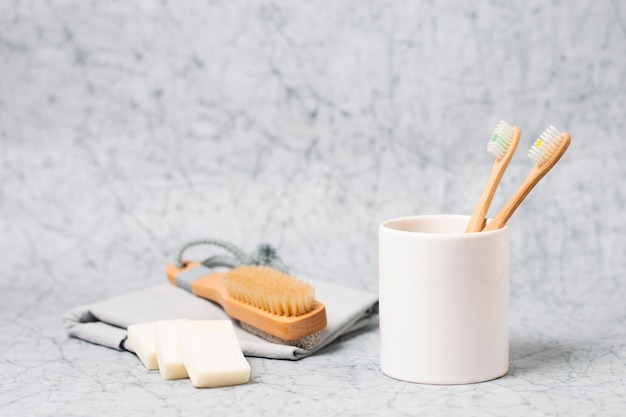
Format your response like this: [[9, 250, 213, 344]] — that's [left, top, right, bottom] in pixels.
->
[[1, 1, 624, 324]]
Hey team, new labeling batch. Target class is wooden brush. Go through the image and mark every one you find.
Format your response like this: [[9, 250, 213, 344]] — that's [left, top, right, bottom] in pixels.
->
[[466, 121, 521, 232], [166, 262, 327, 345], [483, 126, 571, 231]]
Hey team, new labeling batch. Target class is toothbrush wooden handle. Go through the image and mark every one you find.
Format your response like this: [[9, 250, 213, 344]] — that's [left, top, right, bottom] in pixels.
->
[[466, 127, 521, 233], [484, 132, 571, 231], [483, 168, 544, 231], [465, 159, 508, 232]]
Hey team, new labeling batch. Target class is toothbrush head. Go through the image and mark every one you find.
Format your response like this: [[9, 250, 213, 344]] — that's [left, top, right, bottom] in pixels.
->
[[487, 120, 515, 159], [528, 125, 568, 166]]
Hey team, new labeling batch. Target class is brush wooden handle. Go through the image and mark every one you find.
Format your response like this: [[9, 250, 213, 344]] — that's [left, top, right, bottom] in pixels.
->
[[483, 132, 571, 231], [166, 262, 327, 341], [466, 127, 521, 233]]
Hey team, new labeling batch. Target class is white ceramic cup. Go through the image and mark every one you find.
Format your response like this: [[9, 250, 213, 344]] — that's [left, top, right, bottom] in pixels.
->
[[379, 215, 509, 384]]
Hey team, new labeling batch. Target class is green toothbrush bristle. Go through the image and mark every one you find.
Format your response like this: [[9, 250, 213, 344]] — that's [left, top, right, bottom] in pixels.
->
[[486, 120, 514, 159]]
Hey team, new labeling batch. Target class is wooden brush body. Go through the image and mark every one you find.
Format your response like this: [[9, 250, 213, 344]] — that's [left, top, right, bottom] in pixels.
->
[[166, 262, 327, 341]]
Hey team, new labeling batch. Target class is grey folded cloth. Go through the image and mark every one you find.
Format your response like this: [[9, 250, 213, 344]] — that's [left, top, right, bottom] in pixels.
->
[[63, 278, 379, 360]]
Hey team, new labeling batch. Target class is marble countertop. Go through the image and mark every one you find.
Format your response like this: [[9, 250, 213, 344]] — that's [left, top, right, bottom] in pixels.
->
[[1, 0, 625, 415], [3, 283, 625, 416]]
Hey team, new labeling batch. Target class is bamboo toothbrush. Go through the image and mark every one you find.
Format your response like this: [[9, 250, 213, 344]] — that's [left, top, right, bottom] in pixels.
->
[[465, 121, 522, 232], [483, 125, 571, 231], [166, 262, 327, 347]]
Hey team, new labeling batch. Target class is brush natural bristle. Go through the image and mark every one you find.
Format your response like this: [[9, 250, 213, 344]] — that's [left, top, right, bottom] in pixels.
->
[[222, 265, 315, 317], [487, 120, 514, 159], [528, 125, 563, 165]]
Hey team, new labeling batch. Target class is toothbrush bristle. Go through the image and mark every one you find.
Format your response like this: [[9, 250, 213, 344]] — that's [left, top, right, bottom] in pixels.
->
[[486, 120, 514, 159], [528, 125, 563, 165]]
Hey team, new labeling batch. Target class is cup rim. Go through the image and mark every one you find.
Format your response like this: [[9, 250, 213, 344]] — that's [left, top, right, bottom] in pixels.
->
[[380, 214, 507, 238]]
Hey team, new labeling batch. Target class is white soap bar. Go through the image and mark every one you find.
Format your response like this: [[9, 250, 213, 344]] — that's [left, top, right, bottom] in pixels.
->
[[180, 320, 251, 388], [155, 319, 189, 380], [126, 322, 158, 370]]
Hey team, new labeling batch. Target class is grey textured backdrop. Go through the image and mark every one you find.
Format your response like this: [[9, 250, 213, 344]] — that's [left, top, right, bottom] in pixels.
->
[[3, 0, 623, 299], [1, 1, 625, 415]]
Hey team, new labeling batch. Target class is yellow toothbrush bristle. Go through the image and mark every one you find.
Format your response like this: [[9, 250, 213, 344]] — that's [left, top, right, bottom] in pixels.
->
[[222, 265, 315, 317], [528, 125, 563, 165]]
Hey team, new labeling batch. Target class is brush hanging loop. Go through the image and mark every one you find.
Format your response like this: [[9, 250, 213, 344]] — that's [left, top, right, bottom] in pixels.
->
[[175, 239, 289, 273]]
